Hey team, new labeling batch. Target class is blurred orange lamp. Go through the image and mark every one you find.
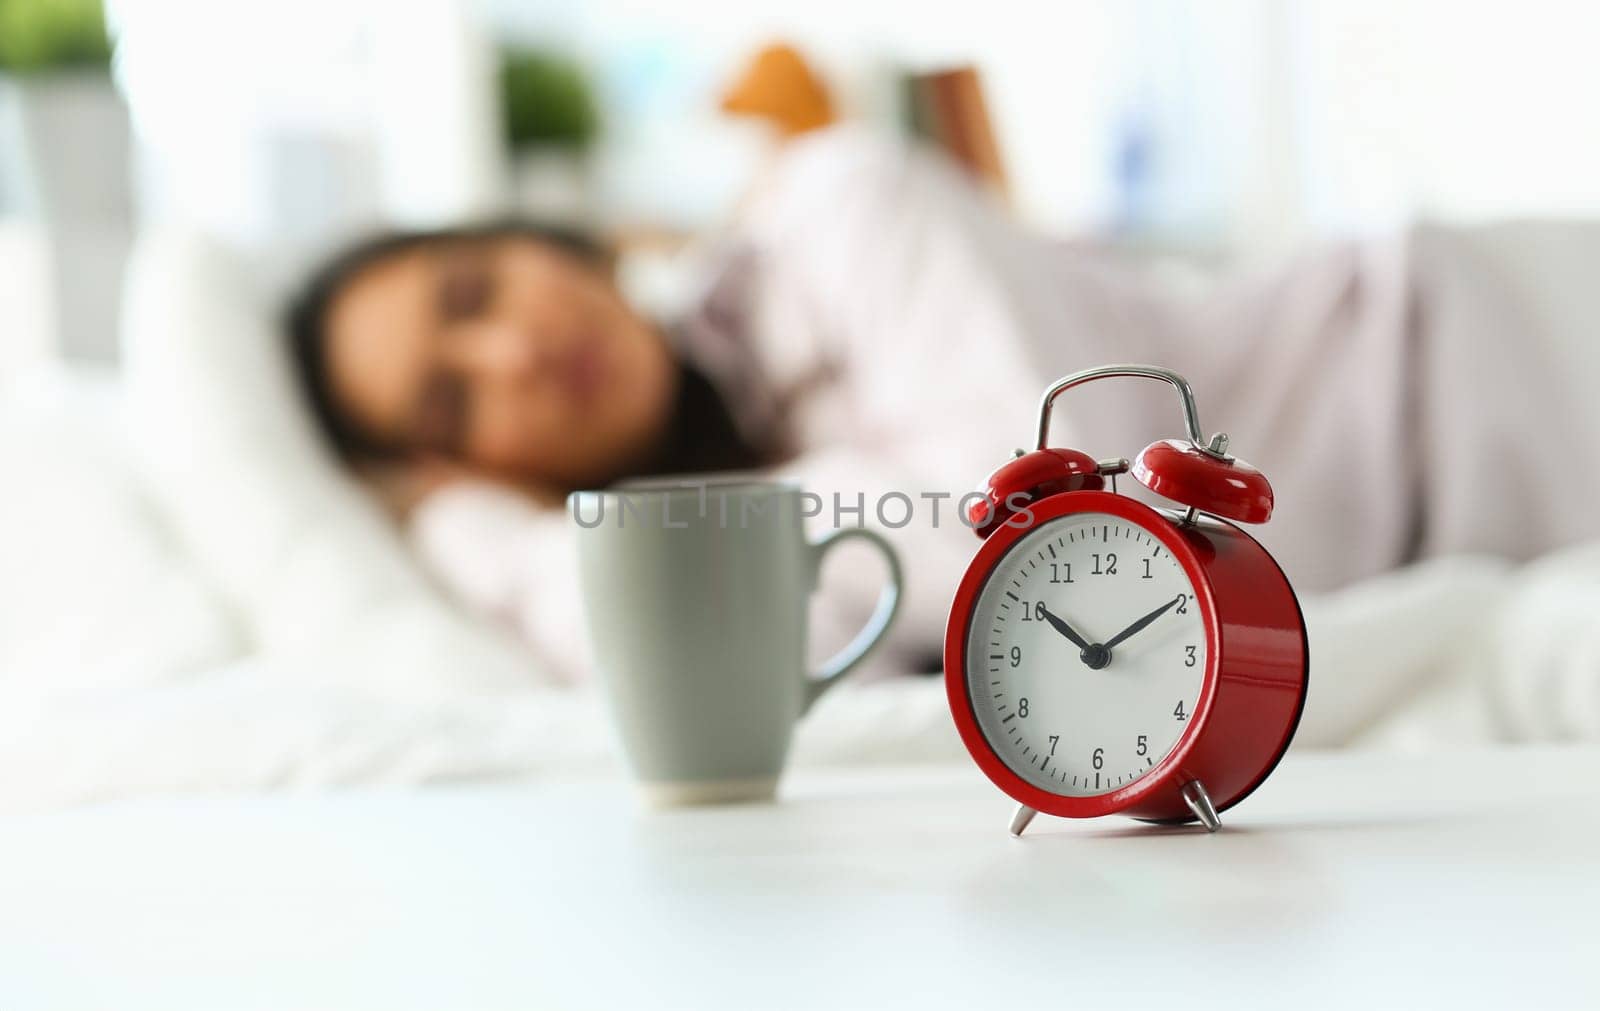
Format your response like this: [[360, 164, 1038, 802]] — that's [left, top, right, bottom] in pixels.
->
[[720, 43, 837, 137]]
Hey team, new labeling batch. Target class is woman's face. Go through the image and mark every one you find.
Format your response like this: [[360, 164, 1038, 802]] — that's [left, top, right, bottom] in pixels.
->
[[322, 235, 677, 488]]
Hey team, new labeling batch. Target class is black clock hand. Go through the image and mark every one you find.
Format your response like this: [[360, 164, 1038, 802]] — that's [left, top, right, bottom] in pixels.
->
[[1102, 594, 1186, 651], [1035, 603, 1094, 653]]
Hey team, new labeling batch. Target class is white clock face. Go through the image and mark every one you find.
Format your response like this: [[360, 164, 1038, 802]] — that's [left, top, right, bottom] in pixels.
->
[[965, 511, 1207, 796]]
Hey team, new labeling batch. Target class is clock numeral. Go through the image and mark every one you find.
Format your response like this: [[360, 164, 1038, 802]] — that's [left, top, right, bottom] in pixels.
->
[[1010, 646, 1022, 668], [1050, 563, 1073, 584], [1018, 697, 1030, 718], [1048, 734, 1059, 756], [1173, 700, 1187, 722], [1176, 593, 1189, 615], [1141, 558, 1153, 579], [1091, 552, 1118, 576], [1091, 747, 1104, 770], [1019, 601, 1047, 622], [1185, 645, 1197, 667], [1136, 735, 1148, 756]]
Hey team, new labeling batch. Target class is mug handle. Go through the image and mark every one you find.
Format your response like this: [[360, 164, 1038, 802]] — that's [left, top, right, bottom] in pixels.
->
[[803, 528, 904, 712]]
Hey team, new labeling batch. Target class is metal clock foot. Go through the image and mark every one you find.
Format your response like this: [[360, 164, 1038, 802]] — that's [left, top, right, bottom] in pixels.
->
[[1009, 804, 1037, 837], [1181, 780, 1221, 832]]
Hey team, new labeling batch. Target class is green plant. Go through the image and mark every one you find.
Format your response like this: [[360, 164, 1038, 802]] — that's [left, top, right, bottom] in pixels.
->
[[499, 46, 598, 152], [0, 0, 112, 73]]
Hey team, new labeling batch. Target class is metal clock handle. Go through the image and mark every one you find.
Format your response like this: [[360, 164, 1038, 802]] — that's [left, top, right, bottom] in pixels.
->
[[1035, 363, 1224, 456]]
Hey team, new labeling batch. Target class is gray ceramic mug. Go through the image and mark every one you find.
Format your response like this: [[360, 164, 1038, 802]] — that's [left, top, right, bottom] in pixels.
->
[[569, 479, 903, 806]]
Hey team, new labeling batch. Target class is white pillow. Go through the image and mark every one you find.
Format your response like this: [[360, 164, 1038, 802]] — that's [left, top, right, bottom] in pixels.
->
[[0, 365, 240, 700], [120, 229, 538, 699]]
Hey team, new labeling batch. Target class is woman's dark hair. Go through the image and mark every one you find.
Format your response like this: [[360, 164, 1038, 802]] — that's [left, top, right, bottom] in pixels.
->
[[284, 220, 608, 459]]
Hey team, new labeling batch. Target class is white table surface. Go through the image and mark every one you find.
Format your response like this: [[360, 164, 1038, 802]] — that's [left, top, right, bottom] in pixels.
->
[[2, 747, 1596, 1011]]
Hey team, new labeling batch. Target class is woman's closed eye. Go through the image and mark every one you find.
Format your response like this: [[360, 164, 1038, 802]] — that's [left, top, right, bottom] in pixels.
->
[[437, 256, 494, 321], [413, 371, 470, 455]]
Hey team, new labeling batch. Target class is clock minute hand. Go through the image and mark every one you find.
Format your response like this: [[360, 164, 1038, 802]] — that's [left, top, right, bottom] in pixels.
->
[[1036, 603, 1094, 653], [1102, 595, 1186, 651]]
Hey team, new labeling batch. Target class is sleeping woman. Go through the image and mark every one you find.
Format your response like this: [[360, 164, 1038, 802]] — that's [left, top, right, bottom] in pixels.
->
[[284, 126, 1600, 724]]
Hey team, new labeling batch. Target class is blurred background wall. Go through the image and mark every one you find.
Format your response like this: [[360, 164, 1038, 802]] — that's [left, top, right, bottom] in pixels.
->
[[2, 0, 1598, 373]]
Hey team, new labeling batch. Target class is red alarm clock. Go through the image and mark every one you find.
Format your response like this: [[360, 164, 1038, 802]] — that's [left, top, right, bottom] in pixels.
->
[[945, 365, 1307, 836]]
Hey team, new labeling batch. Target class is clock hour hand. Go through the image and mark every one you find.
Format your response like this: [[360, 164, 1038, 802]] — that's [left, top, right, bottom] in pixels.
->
[[1102, 594, 1186, 651], [1035, 603, 1094, 653]]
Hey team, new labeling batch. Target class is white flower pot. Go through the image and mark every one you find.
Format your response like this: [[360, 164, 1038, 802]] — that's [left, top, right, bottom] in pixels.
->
[[0, 71, 132, 361], [511, 148, 594, 226]]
